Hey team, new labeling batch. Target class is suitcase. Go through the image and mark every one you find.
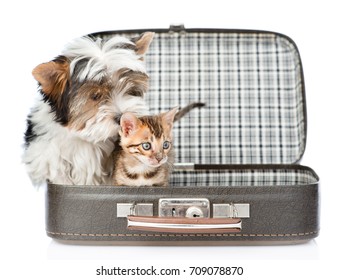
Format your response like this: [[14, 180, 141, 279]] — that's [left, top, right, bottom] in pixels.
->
[[46, 25, 319, 245]]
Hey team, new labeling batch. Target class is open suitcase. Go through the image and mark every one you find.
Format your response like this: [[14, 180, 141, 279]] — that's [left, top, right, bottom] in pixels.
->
[[46, 25, 319, 244]]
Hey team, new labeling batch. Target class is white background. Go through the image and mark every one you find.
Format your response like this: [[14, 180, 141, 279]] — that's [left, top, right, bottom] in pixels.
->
[[1, 0, 338, 279]]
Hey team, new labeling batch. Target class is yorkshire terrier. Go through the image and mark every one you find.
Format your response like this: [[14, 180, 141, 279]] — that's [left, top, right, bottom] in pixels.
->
[[23, 32, 154, 185]]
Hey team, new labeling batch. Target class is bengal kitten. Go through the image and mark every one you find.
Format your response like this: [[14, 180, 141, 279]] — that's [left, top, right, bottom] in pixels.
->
[[112, 103, 204, 186]]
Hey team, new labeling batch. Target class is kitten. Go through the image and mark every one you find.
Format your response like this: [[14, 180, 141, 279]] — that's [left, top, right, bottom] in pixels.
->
[[112, 103, 204, 186]]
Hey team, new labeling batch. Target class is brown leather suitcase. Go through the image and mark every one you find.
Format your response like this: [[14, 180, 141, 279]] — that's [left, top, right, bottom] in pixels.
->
[[46, 25, 319, 244]]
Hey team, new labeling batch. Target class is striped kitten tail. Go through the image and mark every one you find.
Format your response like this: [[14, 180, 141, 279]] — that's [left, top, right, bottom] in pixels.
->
[[174, 102, 205, 122]]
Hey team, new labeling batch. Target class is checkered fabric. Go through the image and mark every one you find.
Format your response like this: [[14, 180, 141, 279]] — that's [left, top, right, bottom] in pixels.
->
[[101, 30, 306, 164], [169, 167, 317, 187]]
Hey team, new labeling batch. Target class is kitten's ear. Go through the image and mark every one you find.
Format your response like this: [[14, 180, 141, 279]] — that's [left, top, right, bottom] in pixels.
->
[[120, 112, 140, 137], [132, 32, 155, 55], [162, 107, 179, 128]]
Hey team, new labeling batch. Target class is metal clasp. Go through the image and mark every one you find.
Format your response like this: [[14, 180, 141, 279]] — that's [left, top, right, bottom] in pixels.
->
[[159, 198, 210, 218], [213, 203, 250, 218], [117, 203, 153, 217]]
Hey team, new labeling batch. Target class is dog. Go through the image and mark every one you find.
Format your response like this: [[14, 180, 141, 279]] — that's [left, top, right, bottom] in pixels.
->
[[23, 32, 154, 186]]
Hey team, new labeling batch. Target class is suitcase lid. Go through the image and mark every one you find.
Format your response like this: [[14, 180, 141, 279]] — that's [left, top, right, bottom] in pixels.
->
[[95, 26, 307, 165]]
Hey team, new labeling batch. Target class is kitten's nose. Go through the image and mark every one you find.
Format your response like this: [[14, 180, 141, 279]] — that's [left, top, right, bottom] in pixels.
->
[[155, 153, 163, 162]]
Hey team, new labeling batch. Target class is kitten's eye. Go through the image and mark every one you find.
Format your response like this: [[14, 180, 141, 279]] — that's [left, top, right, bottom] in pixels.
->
[[163, 141, 170, 149], [141, 142, 152, 150]]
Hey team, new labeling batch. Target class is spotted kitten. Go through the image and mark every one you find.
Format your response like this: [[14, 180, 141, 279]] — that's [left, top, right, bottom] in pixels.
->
[[112, 103, 203, 186]]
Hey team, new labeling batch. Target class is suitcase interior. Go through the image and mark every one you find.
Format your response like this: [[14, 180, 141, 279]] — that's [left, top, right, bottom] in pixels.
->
[[46, 27, 319, 244], [99, 27, 307, 166]]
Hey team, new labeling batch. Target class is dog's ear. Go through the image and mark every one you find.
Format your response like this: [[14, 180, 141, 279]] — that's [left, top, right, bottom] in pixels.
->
[[32, 56, 70, 99], [132, 32, 155, 55]]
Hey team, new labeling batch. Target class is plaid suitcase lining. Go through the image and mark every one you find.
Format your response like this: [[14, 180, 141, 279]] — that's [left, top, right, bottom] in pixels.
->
[[101, 31, 305, 165], [169, 168, 317, 187], [145, 32, 305, 165]]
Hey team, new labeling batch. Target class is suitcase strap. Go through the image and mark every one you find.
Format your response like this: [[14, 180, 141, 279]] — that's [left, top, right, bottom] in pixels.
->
[[127, 216, 242, 234]]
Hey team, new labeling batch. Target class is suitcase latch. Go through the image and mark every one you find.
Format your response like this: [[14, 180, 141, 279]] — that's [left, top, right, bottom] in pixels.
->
[[213, 203, 250, 218], [117, 203, 153, 217], [159, 198, 210, 218]]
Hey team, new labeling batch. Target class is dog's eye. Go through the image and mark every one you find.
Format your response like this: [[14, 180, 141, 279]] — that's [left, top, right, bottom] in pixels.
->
[[126, 85, 144, 97], [128, 90, 143, 97], [91, 92, 102, 101]]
